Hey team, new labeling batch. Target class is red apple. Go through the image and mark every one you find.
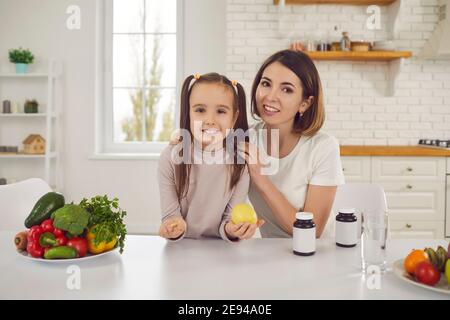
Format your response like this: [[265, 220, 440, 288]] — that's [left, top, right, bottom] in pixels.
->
[[415, 261, 440, 286]]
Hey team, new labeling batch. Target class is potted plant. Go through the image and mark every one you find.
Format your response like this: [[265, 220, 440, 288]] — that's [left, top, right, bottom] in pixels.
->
[[24, 99, 39, 113], [8, 47, 35, 74]]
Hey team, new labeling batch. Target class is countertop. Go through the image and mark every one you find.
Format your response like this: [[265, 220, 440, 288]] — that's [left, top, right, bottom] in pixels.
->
[[0, 232, 449, 300], [340, 145, 450, 157]]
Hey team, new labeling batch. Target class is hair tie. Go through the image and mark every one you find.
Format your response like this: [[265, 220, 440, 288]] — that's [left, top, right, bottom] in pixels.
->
[[231, 80, 238, 87], [193, 74, 201, 80]]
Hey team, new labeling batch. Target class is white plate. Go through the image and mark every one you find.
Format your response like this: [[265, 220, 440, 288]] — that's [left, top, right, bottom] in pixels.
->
[[17, 247, 119, 263], [393, 259, 450, 294]]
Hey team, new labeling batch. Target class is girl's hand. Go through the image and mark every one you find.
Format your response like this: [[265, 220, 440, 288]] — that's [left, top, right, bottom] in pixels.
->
[[159, 217, 187, 239], [225, 219, 265, 240], [237, 142, 269, 182]]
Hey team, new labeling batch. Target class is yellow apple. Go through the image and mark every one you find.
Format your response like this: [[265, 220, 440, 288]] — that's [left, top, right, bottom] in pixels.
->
[[231, 203, 257, 224]]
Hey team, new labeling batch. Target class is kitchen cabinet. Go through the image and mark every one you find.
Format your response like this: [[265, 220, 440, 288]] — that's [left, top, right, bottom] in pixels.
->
[[389, 221, 445, 239], [341, 155, 447, 239], [341, 156, 371, 182]]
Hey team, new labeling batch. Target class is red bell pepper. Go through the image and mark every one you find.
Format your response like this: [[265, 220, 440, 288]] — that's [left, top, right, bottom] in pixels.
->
[[27, 241, 44, 258], [26, 225, 44, 257], [53, 228, 65, 238], [66, 237, 88, 257], [26, 220, 69, 258], [40, 219, 54, 233]]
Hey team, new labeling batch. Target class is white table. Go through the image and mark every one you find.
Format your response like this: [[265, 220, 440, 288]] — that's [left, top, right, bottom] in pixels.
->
[[0, 231, 448, 299]]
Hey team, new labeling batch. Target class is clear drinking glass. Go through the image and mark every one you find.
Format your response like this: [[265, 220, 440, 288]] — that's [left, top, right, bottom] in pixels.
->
[[361, 210, 388, 273]]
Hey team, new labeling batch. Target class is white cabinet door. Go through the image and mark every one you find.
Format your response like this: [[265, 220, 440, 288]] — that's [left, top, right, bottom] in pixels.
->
[[380, 181, 445, 221], [390, 220, 445, 239], [341, 156, 371, 182], [372, 157, 446, 182]]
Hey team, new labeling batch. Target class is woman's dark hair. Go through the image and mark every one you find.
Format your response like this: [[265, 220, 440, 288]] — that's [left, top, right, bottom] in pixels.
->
[[176, 73, 248, 201], [251, 49, 325, 136]]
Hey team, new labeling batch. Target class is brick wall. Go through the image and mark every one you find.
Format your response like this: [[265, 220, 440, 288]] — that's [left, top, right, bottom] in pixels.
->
[[226, 0, 450, 145]]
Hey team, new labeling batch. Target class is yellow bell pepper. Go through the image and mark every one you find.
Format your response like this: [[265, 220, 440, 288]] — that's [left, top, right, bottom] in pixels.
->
[[87, 229, 117, 254]]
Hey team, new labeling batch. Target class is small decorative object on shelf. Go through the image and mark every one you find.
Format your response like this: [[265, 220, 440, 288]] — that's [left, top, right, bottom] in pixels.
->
[[340, 31, 351, 52], [0, 178, 6, 185], [11, 102, 20, 113], [24, 99, 39, 113], [23, 134, 45, 154], [8, 47, 35, 74], [2, 100, 11, 113], [351, 41, 371, 52], [0, 146, 19, 154]]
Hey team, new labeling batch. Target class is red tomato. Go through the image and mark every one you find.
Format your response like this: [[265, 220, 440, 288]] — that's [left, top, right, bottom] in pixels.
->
[[66, 237, 88, 258], [414, 261, 440, 286]]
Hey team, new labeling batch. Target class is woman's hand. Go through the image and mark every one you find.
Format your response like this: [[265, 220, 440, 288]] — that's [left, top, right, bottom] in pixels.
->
[[225, 219, 265, 240], [159, 217, 187, 240]]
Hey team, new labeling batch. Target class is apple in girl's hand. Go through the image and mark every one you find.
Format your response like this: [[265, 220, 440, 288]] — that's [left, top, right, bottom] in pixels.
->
[[231, 203, 257, 224]]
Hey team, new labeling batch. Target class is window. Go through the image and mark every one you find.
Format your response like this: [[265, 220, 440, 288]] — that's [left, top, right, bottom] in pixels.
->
[[99, 0, 182, 154]]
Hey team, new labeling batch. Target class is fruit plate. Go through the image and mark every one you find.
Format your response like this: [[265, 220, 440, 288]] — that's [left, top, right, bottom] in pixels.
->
[[17, 247, 119, 263], [393, 259, 450, 294]]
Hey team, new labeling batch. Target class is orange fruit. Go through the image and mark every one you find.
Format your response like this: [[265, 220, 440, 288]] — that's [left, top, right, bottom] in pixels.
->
[[404, 249, 429, 274]]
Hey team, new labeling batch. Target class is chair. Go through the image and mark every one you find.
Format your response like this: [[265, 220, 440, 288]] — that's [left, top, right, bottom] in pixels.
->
[[0, 178, 52, 231], [322, 183, 388, 238]]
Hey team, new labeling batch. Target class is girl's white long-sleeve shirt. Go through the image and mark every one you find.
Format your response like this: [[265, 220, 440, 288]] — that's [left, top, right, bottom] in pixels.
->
[[157, 144, 250, 241]]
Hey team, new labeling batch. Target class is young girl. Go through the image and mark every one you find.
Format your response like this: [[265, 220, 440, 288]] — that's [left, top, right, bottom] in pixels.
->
[[158, 73, 264, 242]]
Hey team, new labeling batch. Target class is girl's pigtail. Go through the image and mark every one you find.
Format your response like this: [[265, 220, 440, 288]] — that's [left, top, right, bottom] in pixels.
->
[[234, 82, 249, 133]]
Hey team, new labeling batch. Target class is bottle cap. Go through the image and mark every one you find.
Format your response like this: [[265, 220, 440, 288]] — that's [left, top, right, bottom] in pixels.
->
[[296, 212, 313, 220], [339, 208, 355, 214]]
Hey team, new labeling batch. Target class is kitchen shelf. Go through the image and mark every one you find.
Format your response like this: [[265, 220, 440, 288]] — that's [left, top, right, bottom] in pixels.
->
[[274, 0, 396, 5], [305, 51, 412, 61], [0, 113, 56, 118], [0, 73, 51, 78], [0, 152, 57, 159], [0, 60, 62, 190]]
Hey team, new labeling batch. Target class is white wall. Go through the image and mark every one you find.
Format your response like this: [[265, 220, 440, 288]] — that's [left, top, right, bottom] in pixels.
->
[[226, 0, 450, 144], [0, 0, 226, 234]]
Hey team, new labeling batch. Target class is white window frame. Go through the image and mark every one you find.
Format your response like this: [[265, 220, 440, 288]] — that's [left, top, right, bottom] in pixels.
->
[[94, 0, 183, 156]]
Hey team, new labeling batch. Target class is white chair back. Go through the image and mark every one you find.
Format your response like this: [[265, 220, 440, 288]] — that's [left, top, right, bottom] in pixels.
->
[[0, 178, 52, 231], [322, 183, 388, 238]]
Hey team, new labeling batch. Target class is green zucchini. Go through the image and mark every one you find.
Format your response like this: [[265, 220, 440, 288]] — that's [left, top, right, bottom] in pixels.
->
[[24, 192, 65, 228], [44, 246, 77, 259]]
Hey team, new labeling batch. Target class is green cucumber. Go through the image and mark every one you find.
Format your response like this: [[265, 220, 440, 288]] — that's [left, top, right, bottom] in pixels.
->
[[44, 246, 78, 259], [24, 192, 65, 228]]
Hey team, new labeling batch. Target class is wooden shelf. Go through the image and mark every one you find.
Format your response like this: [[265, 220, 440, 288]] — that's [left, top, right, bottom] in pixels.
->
[[274, 0, 396, 5], [0, 73, 50, 78], [340, 146, 450, 157], [0, 152, 57, 159], [305, 51, 412, 61]]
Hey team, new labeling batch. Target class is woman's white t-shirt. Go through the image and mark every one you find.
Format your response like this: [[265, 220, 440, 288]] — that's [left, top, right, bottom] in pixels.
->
[[248, 121, 345, 238]]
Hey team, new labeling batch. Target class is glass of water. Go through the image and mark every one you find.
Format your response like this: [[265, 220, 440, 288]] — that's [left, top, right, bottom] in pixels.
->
[[361, 210, 388, 273]]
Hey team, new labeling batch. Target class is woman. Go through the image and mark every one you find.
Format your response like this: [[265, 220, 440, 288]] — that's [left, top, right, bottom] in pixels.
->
[[238, 49, 345, 238]]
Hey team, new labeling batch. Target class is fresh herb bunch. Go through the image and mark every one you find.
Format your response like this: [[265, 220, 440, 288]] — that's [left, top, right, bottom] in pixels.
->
[[8, 47, 35, 64], [79, 195, 127, 253]]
